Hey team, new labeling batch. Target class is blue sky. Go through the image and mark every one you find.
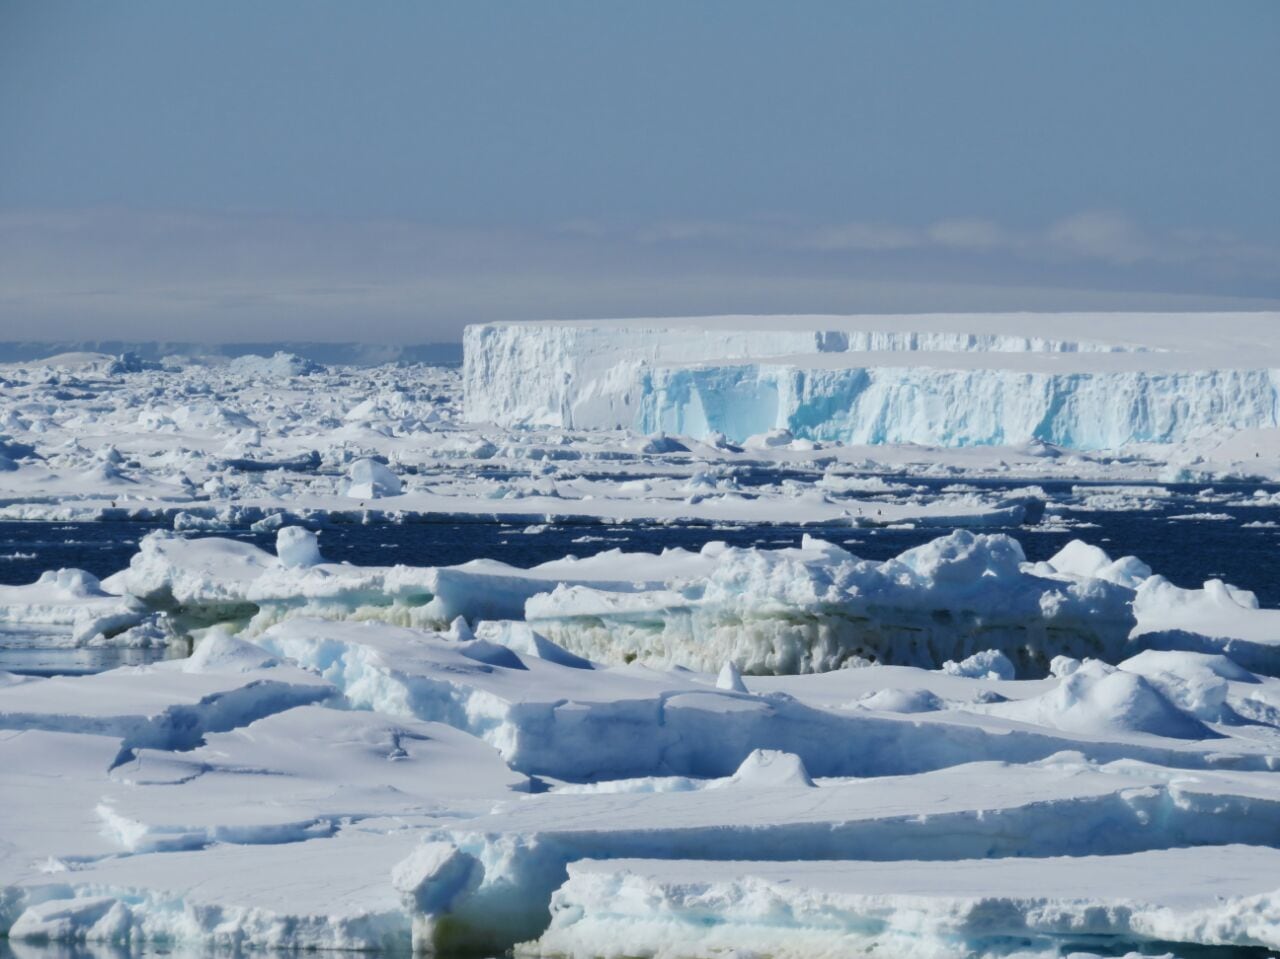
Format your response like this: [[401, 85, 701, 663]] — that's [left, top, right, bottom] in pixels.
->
[[2, 1, 1277, 341]]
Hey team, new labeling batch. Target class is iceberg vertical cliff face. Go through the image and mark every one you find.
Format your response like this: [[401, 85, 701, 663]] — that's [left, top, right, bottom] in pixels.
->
[[463, 314, 1280, 449], [639, 365, 1280, 448], [462, 323, 828, 430]]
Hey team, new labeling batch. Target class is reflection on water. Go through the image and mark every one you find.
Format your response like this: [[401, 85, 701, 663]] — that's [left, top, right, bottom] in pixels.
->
[[2, 938, 1277, 959], [0, 945, 409, 959], [0, 633, 188, 676]]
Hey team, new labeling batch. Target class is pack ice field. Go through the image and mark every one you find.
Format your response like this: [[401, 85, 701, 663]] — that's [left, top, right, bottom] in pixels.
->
[[2, 313, 1280, 959]]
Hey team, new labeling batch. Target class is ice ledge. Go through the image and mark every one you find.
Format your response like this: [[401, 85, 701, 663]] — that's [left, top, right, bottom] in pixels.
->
[[524, 848, 1280, 958]]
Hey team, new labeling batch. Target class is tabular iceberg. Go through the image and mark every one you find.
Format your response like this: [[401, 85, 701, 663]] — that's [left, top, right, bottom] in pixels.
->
[[464, 313, 1280, 448]]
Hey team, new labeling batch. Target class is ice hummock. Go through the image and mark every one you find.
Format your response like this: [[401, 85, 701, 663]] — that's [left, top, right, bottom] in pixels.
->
[[12, 526, 1280, 686]]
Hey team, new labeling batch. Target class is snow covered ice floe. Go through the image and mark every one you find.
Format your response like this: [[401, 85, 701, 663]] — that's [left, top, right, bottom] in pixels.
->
[[14, 524, 1280, 683], [0, 569, 147, 647], [398, 749, 1280, 952], [524, 531, 1266, 674], [528, 847, 1280, 959], [4, 603, 1280, 954]]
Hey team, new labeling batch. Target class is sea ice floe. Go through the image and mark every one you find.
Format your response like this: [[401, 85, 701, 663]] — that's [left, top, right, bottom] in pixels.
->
[[525, 532, 1142, 673], [402, 757, 1280, 952], [11, 524, 1280, 688], [0, 630, 332, 751], [0, 568, 147, 646], [528, 847, 1280, 958], [345, 457, 402, 499], [2, 604, 1280, 955]]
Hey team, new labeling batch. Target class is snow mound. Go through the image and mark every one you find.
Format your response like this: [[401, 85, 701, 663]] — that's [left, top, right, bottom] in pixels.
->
[[1045, 539, 1153, 588], [855, 687, 945, 713], [635, 433, 689, 455], [345, 457, 402, 499], [1118, 649, 1255, 722], [984, 659, 1213, 739], [727, 749, 814, 788], [716, 660, 748, 692], [226, 351, 324, 378], [183, 629, 278, 673], [943, 649, 1016, 680], [276, 526, 323, 569]]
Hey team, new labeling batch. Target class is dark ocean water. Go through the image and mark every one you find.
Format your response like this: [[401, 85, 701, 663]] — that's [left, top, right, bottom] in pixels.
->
[[3, 496, 1279, 602]]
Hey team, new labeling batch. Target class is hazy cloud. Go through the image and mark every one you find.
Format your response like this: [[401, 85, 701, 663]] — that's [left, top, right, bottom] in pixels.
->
[[926, 219, 1010, 253], [1, 208, 1277, 343], [800, 223, 923, 253], [1045, 212, 1151, 265]]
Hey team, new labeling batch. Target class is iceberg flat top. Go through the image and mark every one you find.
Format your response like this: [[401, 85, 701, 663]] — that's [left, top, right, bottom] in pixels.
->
[[474, 310, 1280, 362]]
